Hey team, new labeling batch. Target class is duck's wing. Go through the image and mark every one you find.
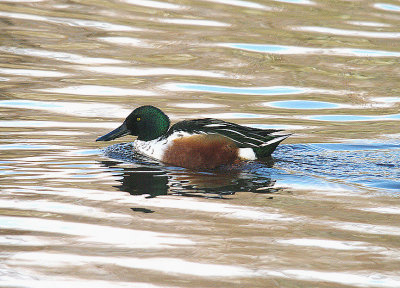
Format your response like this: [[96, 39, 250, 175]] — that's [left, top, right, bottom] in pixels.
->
[[167, 119, 290, 157]]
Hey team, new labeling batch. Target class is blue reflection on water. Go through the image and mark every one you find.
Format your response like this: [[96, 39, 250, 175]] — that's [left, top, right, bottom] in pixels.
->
[[222, 43, 400, 57], [224, 43, 289, 53], [0, 100, 62, 108], [74, 149, 101, 156], [309, 114, 400, 121], [170, 83, 307, 95], [374, 3, 400, 11], [267, 100, 340, 109]]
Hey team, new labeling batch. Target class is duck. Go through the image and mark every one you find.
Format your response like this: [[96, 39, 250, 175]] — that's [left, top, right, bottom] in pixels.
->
[[96, 105, 290, 170]]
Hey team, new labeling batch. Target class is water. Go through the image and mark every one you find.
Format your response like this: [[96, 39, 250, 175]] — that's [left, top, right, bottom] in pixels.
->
[[1, 0, 400, 287]]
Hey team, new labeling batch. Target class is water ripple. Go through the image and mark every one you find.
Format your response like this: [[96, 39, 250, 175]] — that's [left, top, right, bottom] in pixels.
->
[[331, 221, 400, 237], [0, 46, 123, 64], [196, 112, 267, 119], [202, 0, 272, 10], [307, 114, 400, 122], [83, 66, 225, 77], [37, 85, 155, 96], [277, 238, 376, 251], [277, 142, 400, 192], [120, 196, 297, 222], [293, 26, 400, 39], [0, 199, 128, 219], [280, 270, 400, 288], [156, 18, 230, 27], [1, 1, 400, 287], [274, 0, 314, 4], [347, 21, 391, 27], [1, 216, 193, 248], [264, 100, 344, 109], [374, 3, 400, 12], [0, 279, 164, 288], [6, 251, 400, 287], [0, 11, 137, 31], [0, 99, 130, 118], [172, 103, 225, 108], [163, 83, 309, 95], [0, 143, 71, 150], [120, 0, 184, 10], [8, 251, 257, 277], [0, 67, 68, 77], [0, 120, 117, 128], [221, 43, 400, 57], [98, 37, 151, 47]]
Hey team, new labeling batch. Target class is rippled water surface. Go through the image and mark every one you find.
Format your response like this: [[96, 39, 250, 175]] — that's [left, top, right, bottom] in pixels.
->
[[1, 0, 400, 287]]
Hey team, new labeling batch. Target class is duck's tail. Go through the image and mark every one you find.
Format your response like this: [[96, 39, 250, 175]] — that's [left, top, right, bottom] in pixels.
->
[[254, 134, 291, 158]]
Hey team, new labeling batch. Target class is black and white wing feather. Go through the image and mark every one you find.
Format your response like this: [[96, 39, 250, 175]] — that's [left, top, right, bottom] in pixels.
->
[[167, 118, 290, 157]]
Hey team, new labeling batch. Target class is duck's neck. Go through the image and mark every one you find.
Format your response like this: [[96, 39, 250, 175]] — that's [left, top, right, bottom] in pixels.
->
[[137, 114, 170, 141]]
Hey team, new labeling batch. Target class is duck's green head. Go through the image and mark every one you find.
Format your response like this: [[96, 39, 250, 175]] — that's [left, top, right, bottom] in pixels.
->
[[96, 105, 170, 142]]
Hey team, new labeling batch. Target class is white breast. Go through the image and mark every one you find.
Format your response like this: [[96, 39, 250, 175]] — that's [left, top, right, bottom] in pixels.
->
[[133, 138, 167, 161], [132, 131, 193, 161]]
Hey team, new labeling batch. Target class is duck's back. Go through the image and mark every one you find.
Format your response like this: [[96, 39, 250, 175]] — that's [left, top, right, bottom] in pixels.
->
[[166, 118, 289, 158]]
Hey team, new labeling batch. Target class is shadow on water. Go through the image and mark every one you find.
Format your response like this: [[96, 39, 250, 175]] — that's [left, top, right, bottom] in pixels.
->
[[98, 143, 279, 199]]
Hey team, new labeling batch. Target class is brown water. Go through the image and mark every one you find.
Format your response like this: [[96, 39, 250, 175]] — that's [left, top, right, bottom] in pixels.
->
[[1, 0, 400, 287]]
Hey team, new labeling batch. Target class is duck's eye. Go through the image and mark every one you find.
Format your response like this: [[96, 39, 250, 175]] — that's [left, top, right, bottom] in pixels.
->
[[137, 117, 141, 121]]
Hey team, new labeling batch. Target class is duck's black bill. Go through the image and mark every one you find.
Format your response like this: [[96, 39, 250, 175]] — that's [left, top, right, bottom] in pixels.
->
[[96, 123, 129, 141]]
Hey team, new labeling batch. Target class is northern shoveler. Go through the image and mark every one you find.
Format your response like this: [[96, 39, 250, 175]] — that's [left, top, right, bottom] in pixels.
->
[[96, 105, 290, 169]]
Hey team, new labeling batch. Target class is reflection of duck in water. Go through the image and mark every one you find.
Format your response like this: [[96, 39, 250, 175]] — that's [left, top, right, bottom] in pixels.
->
[[100, 160, 278, 198], [97, 105, 290, 170]]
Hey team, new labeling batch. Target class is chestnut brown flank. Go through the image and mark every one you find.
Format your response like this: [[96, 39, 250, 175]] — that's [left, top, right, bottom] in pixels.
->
[[162, 134, 239, 169]]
